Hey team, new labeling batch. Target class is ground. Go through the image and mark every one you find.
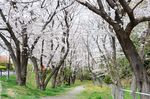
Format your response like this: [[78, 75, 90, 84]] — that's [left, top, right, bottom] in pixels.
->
[[0, 75, 137, 99], [42, 86, 85, 99], [0, 75, 80, 99]]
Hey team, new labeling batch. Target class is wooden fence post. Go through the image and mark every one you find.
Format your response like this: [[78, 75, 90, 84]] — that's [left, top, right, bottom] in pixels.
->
[[0, 80, 2, 99], [111, 84, 124, 99], [0, 70, 2, 76]]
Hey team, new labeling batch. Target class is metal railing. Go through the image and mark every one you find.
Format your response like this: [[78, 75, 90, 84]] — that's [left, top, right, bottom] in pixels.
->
[[121, 89, 150, 97], [111, 85, 150, 99]]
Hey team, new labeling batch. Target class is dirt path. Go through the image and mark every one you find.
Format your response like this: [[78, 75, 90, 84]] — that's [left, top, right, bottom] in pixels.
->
[[41, 86, 85, 99]]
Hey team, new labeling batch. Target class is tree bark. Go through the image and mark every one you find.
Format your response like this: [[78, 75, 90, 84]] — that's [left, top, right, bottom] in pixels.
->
[[16, 47, 28, 86], [115, 29, 150, 99], [0, 9, 29, 86], [20, 27, 28, 85], [30, 56, 40, 88], [51, 69, 59, 88]]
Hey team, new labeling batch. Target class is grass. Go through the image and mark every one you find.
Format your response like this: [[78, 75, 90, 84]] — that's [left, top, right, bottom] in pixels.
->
[[77, 83, 112, 99], [0, 74, 79, 99], [76, 82, 141, 99], [122, 87, 140, 99], [0, 70, 141, 99]]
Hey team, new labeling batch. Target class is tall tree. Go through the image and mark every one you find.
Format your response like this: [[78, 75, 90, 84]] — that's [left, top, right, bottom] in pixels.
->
[[0, 1, 30, 85], [76, 0, 150, 99]]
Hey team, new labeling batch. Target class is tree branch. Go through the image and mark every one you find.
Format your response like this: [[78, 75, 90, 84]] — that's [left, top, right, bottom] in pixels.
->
[[0, 9, 20, 48], [0, 32, 17, 64], [30, 36, 41, 53], [119, 0, 135, 22], [126, 16, 150, 35], [132, 0, 144, 11], [97, 0, 104, 10], [0, 43, 7, 51], [106, 0, 116, 9], [76, 0, 117, 26], [42, 0, 60, 31], [136, 16, 150, 23], [0, 28, 8, 31], [46, 44, 59, 67]]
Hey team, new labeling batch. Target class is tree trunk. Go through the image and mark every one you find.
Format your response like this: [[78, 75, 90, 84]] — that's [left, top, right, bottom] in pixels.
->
[[72, 74, 76, 84], [11, 48, 28, 86], [0, 9, 29, 86], [30, 57, 40, 88], [141, 80, 150, 99], [16, 49, 25, 85], [68, 76, 71, 86], [51, 69, 59, 88], [15, 63, 22, 85], [20, 28, 28, 86], [131, 75, 138, 99], [115, 30, 150, 99], [15, 64, 27, 85]]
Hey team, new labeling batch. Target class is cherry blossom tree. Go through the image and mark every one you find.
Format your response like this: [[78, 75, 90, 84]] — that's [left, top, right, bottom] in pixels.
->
[[0, 0, 62, 86], [76, 0, 150, 99]]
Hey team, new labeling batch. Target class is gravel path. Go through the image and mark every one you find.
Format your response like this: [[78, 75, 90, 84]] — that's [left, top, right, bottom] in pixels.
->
[[41, 86, 85, 99]]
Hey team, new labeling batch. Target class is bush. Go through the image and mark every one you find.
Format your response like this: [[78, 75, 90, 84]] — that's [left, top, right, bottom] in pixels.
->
[[0, 65, 6, 70], [103, 75, 112, 84], [0, 62, 6, 66], [117, 57, 131, 78], [83, 71, 92, 80], [77, 68, 92, 81], [0, 62, 13, 70]]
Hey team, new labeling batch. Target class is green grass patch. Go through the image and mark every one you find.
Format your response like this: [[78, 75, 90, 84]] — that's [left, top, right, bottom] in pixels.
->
[[88, 92, 102, 99], [76, 82, 141, 99], [77, 83, 112, 99], [1, 74, 141, 99], [0, 74, 78, 99], [122, 87, 140, 99]]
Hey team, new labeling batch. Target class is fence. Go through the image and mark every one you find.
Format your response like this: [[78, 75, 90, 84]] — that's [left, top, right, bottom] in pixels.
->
[[0, 81, 2, 99], [111, 85, 150, 99], [121, 89, 150, 97]]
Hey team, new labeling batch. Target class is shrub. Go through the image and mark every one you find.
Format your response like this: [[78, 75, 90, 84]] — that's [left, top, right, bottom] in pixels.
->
[[0, 62, 6, 66], [83, 71, 92, 80], [0, 65, 6, 70], [103, 75, 112, 84], [0, 62, 13, 70]]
